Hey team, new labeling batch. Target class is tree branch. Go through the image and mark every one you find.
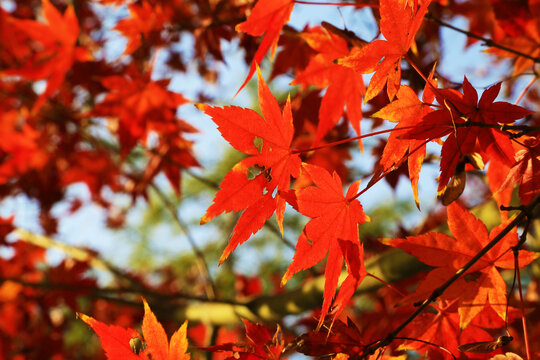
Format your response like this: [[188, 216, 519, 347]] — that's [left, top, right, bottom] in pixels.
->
[[174, 249, 427, 325], [150, 183, 217, 300], [426, 13, 540, 63], [360, 195, 540, 358]]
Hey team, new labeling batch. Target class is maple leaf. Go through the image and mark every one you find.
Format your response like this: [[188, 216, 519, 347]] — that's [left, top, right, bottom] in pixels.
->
[[93, 65, 193, 156], [202, 319, 286, 360], [372, 83, 433, 208], [60, 150, 120, 196], [486, 157, 514, 220], [270, 25, 316, 80], [498, 135, 540, 204], [383, 202, 538, 329], [402, 77, 533, 195], [78, 312, 147, 360], [115, 1, 170, 54], [3, 0, 92, 112], [401, 300, 495, 360], [79, 299, 190, 360], [453, 0, 499, 47], [0, 109, 49, 185], [292, 26, 365, 147], [282, 163, 369, 327], [291, 318, 365, 357], [197, 68, 301, 263], [485, 2, 540, 76], [235, 0, 294, 95], [338, 0, 431, 102], [142, 299, 190, 360]]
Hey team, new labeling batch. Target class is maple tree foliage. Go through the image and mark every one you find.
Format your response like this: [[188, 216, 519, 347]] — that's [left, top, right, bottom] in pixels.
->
[[3, 0, 540, 359]]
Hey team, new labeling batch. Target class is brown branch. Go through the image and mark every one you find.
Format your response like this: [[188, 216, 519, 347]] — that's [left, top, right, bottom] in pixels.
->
[[426, 13, 540, 63], [455, 121, 540, 133], [360, 195, 540, 358], [14, 229, 144, 289], [150, 183, 217, 300], [174, 249, 427, 325], [0, 276, 235, 304]]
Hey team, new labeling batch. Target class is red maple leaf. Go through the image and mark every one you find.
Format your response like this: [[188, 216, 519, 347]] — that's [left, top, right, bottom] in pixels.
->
[[485, 1, 540, 76], [402, 77, 533, 195], [339, 0, 431, 102], [114, 0, 171, 54], [402, 300, 494, 360], [93, 65, 194, 156], [79, 299, 190, 360], [383, 202, 538, 329], [197, 68, 301, 263], [78, 313, 146, 360], [499, 135, 540, 204], [203, 319, 286, 360], [291, 318, 365, 357], [0, 109, 49, 184], [372, 82, 434, 208], [282, 163, 369, 327], [292, 26, 365, 146], [235, 0, 294, 95], [3, 0, 92, 112]]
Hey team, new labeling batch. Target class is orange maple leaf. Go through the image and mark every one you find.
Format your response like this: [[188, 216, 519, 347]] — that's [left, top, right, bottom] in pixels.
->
[[197, 68, 301, 263], [0, 109, 49, 184], [383, 202, 538, 329], [114, 0, 170, 54], [3, 0, 92, 112], [93, 66, 193, 156], [203, 319, 286, 360], [235, 0, 294, 95], [338, 0, 431, 102], [372, 83, 434, 208], [79, 299, 190, 360], [498, 135, 540, 205], [292, 26, 365, 147], [402, 300, 495, 359], [282, 163, 369, 327]]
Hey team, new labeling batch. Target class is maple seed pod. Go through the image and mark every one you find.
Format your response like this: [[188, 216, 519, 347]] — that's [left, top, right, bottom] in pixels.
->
[[440, 171, 466, 206], [458, 335, 513, 353], [463, 152, 485, 170], [129, 336, 146, 355]]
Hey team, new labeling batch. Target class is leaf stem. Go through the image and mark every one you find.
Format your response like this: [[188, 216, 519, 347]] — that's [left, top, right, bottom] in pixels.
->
[[405, 55, 443, 99], [515, 75, 538, 105], [366, 273, 406, 297]]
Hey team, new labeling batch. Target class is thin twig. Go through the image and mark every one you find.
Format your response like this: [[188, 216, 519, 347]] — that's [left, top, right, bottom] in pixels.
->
[[263, 220, 296, 250], [14, 229, 145, 290], [515, 76, 538, 105], [426, 13, 540, 63], [150, 183, 217, 300], [0, 276, 241, 304], [513, 218, 532, 360]]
